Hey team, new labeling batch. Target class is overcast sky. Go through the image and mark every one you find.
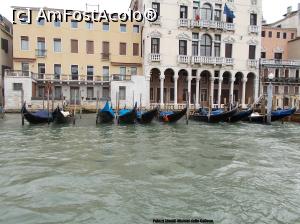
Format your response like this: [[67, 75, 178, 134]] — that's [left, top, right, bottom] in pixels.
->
[[0, 0, 299, 24]]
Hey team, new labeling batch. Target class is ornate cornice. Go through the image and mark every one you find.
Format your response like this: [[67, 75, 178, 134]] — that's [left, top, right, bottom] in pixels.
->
[[223, 36, 235, 44], [149, 30, 162, 38], [177, 32, 191, 41]]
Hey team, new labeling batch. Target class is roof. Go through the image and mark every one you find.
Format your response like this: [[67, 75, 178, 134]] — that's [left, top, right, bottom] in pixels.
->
[[267, 10, 299, 26]]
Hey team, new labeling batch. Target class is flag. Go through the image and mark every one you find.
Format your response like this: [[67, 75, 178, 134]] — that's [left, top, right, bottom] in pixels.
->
[[224, 4, 235, 19]]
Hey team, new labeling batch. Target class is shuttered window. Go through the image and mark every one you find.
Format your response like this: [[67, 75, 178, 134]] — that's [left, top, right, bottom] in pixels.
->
[[120, 43, 126, 55], [133, 43, 139, 56], [71, 39, 78, 53], [225, 43, 232, 58], [86, 40, 94, 54], [248, 45, 256, 59]]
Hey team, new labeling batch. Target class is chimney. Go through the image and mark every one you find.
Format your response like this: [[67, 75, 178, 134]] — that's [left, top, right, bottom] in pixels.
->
[[287, 6, 292, 16]]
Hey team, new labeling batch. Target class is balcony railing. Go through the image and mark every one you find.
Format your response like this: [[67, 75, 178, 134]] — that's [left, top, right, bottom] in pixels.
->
[[178, 55, 190, 64], [111, 74, 131, 81], [261, 59, 300, 67], [101, 53, 110, 60], [191, 20, 235, 31], [248, 25, 259, 34], [262, 77, 300, 84], [35, 49, 47, 57], [248, 59, 259, 68], [31, 73, 111, 82], [192, 56, 234, 66], [149, 53, 161, 62], [178, 19, 189, 27], [5, 70, 30, 77]]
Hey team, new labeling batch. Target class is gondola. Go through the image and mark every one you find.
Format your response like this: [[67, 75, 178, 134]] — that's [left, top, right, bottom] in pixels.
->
[[226, 107, 254, 123], [247, 107, 297, 123], [96, 101, 115, 124], [21, 103, 53, 124], [136, 107, 158, 124], [0, 106, 4, 119], [52, 106, 74, 124], [191, 107, 238, 123], [118, 103, 137, 124], [159, 107, 187, 123]]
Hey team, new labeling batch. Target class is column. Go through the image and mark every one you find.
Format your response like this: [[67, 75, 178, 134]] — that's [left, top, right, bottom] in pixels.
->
[[229, 77, 235, 105], [209, 77, 215, 108], [160, 74, 165, 106], [254, 76, 259, 102], [174, 74, 178, 106], [242, 78, 247, 107], [187, 76, 192, 105], [218, 78, 223, 108], [195, 74, 200, 108]]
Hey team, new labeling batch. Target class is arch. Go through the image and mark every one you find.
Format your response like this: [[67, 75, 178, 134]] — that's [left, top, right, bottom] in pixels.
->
[[150, 68, 161, 104], [201, 3, 213, 20], [246, 72, 256, 104], [200, 34, 212, 56]]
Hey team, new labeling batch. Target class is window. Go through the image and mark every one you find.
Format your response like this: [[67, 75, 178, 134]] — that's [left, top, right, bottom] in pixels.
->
[[103, 66, 109, 81], [200, 34, 212, 56], [277, 32, 280, 38], [296, 70, 299, 79], [248, 45, 256, 59], [214, 4, 222, 21], [274, 53, 282, 60], [133, 25, 140, 33], [21, 62, 29, 76], [170, 87, 174, 102], [1, 38, 8, 53], [54, 86, 62, 99], [71, 39, 78, 53], [53, 38, 61, 52], [54, 64, 61, 79], [275, 86, 279, 94], [102, 87, 110, 99], [54, 20, 61, 27], [261, 31, 265, 37], [180, 6, 188, 19], [225, 43, 233, 58], [131, 67, 137, 76], [120, 67, 126, 76], [268, 31, 272, 38], [120, 42, 127, 55], [151, 38, 160, 54], [37, 18, 45, 26], [103, 22, 109, 31], [133, 43, 139, 56], [21, 36, 29, 50], [275, 69, 279, 77], [150, 88, 154, 101], [179, 40, 187, 55], [102, 41, 110, 59], [120, 24, 127, 32], [214, 34, 221, 57], [37, 37, 46, 56], [119, 86, 126, 100], [284, 69, 289, 78], [152, 2, 160, 16], [295, 86, 299, 95], [87, 66, 94, 81], [201, 3, 212, 20], [284, 86, 289, 94], [13, 83, 23, 91], [193, 1, 200, 20], [38, 86, 45, 98], [86, 21, 93, 29], [283, 32, 287, 39], [261, 52, 266, 58], [71, 20, 78, 28], [38, 63, 45, 79], [71, 65, 78, 80], [250, 13, 257, 25], [87, 87, 94, 99], [86, 40, 94, 54], [192, 41, 198, 56]]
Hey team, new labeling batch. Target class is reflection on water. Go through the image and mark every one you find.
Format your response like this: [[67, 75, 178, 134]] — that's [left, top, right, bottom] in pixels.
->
[[0, 114, 300, 224]]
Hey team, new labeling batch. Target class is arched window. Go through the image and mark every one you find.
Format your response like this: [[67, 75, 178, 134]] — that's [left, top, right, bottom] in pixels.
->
[[200, 34, 212, 56], [201, 3, 212, 20]]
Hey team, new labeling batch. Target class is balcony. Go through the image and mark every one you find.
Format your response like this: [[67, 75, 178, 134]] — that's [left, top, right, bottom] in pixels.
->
[[248, 25, 260, 34], [35, 49, 47, 57], [149, 53, 161, 62], [248, 59, 259, 68], [262, 77, 300, 84], [101, 53, 110, 61], [192, 56, 234, 66], [178, 19, 189, 27], [191, 20, 235, 31], [111, 74, 131, 81], [32, 73, 111, 83], [178, 55, 190, 64], [5, 70, 30, 77], [260, 59, 300, 67]]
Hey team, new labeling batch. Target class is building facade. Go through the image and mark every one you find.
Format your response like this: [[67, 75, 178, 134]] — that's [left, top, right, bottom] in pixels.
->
[[261, 5, 300, 109], [0, 14, 13, 107], [131, 0, 262, 109], [5, 7, 146, 111]]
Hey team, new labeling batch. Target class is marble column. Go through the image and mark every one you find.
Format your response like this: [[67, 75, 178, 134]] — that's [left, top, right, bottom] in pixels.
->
[[160, 74, 165, 106], [242, 78, 248, 107], [174, 74, 178, 106], [229, 77, 235, 105], [187, 76, 192, 105], [218, 78, 223, 108], [254, 76, 259, 102], [209, 77, 215, 108], [195, 75, 200, 108]]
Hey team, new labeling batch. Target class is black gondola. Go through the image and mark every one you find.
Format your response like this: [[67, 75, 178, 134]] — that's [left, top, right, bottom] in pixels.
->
[[191, 107, 238, 123], [118, 103, 137, 124], [21, 103, 53, 124], [96, 101, 115, 124], [159, 108, 187, 123], [226, 108, 254, 123], [246, 107, 297, 123], [137, 107, 158, 124], [52, 107, 74, 124]]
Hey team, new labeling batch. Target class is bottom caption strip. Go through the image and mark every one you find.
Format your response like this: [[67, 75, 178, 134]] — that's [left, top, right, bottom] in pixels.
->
[[153, 218, 214, 223]]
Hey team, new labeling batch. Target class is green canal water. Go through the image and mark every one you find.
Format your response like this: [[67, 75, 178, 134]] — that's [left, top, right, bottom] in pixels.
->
[[0, 114, 300, 224]]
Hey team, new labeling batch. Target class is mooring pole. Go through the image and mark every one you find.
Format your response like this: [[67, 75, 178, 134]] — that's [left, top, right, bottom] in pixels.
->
[[186, 92, 190, 125], [21, 88, 24, 126]]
